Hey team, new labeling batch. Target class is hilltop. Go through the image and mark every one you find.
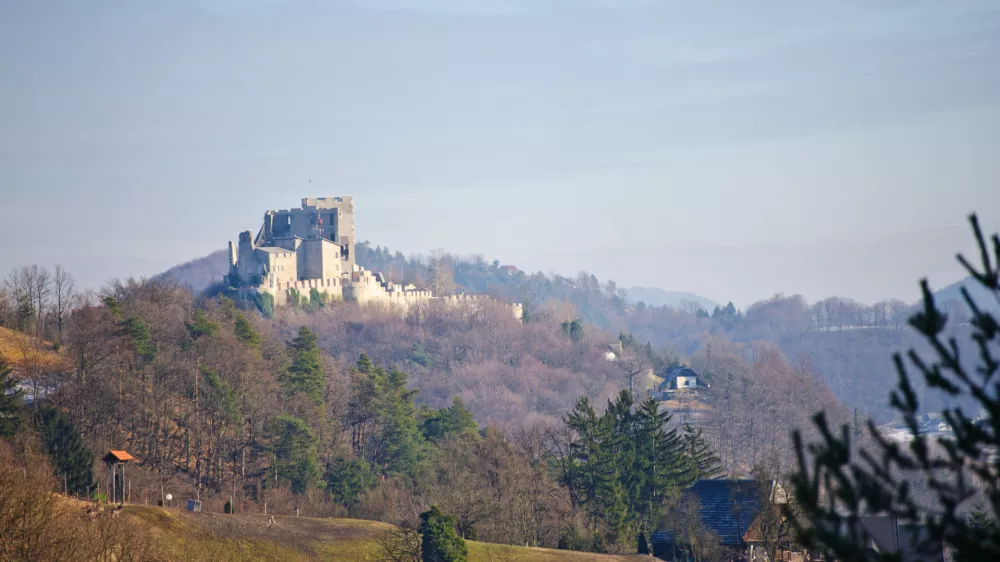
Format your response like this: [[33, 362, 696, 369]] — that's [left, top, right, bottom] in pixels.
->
[[623, 287, 718, 311], [929, 275, 1000, 314]]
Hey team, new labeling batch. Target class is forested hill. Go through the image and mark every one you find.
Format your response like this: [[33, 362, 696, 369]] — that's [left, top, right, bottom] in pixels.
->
[[154, 241, 975, 422]]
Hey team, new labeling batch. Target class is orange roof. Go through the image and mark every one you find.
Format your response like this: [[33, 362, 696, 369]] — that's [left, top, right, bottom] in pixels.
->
[[104, 450, 136, 462]]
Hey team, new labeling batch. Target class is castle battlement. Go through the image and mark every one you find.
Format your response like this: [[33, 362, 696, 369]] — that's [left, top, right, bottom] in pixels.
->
[[227, 196, 521, 320]]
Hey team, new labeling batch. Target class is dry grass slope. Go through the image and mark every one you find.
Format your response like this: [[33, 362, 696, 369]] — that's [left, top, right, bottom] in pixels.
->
[[122, 506, 644, 561], [0, 325, 66, 371]]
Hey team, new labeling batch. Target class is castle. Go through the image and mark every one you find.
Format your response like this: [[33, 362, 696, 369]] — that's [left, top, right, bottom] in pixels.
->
[[227, 196, 522, 319]]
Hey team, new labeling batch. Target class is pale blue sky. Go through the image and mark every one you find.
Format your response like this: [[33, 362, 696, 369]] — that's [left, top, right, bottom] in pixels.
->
[[2, 0, 998, 306]]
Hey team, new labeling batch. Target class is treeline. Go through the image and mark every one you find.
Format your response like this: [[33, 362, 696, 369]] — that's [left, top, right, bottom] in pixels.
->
[[1, 265, 79, 344]]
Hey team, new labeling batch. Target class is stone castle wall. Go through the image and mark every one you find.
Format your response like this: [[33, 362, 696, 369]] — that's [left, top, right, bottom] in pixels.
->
[[229, 196, 521, 320]]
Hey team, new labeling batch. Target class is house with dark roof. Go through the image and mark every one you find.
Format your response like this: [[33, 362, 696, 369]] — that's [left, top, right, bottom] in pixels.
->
[[651, 479, 765, 559], [651, 479, 802, 561], [652, 366, 710, 400]]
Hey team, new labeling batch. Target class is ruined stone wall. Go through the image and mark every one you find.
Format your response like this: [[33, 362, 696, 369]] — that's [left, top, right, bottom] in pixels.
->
[[343, 269, 433, 308], [437, 294, 523, 321], [236, 231, 262, 284], [230, 196, 519, 319]]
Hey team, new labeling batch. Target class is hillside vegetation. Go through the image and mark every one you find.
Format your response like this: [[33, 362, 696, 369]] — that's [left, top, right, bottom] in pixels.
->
[[152, 240, 968, 422], [1, 260, 849, 557]]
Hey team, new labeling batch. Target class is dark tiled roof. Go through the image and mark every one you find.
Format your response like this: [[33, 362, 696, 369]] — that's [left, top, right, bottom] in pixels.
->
[[667, 367, 699, 379], [652, 479, 765, 548], [692, 479, 764, 544]]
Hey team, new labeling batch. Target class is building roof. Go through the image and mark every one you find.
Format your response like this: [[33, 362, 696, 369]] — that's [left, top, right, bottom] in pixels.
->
[[256, 246, 291, 254], [667, 366, 699, 380], [692, 479, 765, 545], [857, 516, 944, 562], [103, 450, 136, 463], [652, 479, 766, 549]]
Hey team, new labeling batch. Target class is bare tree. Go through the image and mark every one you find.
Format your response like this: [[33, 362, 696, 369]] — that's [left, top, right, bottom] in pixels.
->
[[374, 525, 421, 562], [0, 286, 10, 328], [5, 268, 31, 332], [428, 252, 457, 297], [617, 353, 649, 401], [30, 266, 52, 337], [678, 299, 702, 316], [53, 265, 76, 343], [745, 458, 803, 562]]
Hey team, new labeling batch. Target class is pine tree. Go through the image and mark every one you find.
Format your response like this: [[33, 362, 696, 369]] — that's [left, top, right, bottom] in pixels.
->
[[186, 309, 219, 340], [791, 215, 1000, 560], [285, 327, 325, 404], [369, 364, 425, 479], [325, 456, 375, 507], [683, 422, 722, 480], [637, 531, 650, 555], [34, 405, 94, 495], [634, 398, 695, 532], [419, 505, 467, 562], [421, 397, 478, 441], [267, 415, 319, 495], [123, 316, 156, 363], [564, 395, 627, 543], [0, 355, 23, 439], [233, 314, 261, 349]]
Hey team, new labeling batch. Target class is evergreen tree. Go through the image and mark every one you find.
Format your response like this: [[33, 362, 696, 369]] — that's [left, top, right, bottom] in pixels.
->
[[233, 314, 261, 349], [420, 397, 478, 441], [285, 327, 325, 404], [369, 364, 425, 479], [637, 531, 650, 555], [325, 456, 375, 507], [267, 415, 319, 495], [634, 397, 695, 534], [123, 316, 156, 363], [791, 215, 1000, 560], [0, 355, 23, 439], [683, 423, 722, 480], [186, 309, 219, 340], [419, 505, 467, 562], [562, 392, 700, 548], [34, 405, 94, 495], [254, 292, 274, 318], [564, 397, 620, 534]]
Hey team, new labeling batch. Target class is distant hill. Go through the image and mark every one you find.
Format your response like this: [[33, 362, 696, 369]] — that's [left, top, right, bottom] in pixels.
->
[[624, 287, 719, 311], [154, 249, 228, 293], [929, 275, 1000, 314]]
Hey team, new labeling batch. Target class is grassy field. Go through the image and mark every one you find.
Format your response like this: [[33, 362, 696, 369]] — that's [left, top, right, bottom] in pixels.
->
[[0, 326, 65, 372], [122, 505, 644, 561]]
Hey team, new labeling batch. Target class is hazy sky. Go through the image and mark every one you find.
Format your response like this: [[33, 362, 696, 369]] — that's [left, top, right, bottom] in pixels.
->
[[2, 0, 999, 307]]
